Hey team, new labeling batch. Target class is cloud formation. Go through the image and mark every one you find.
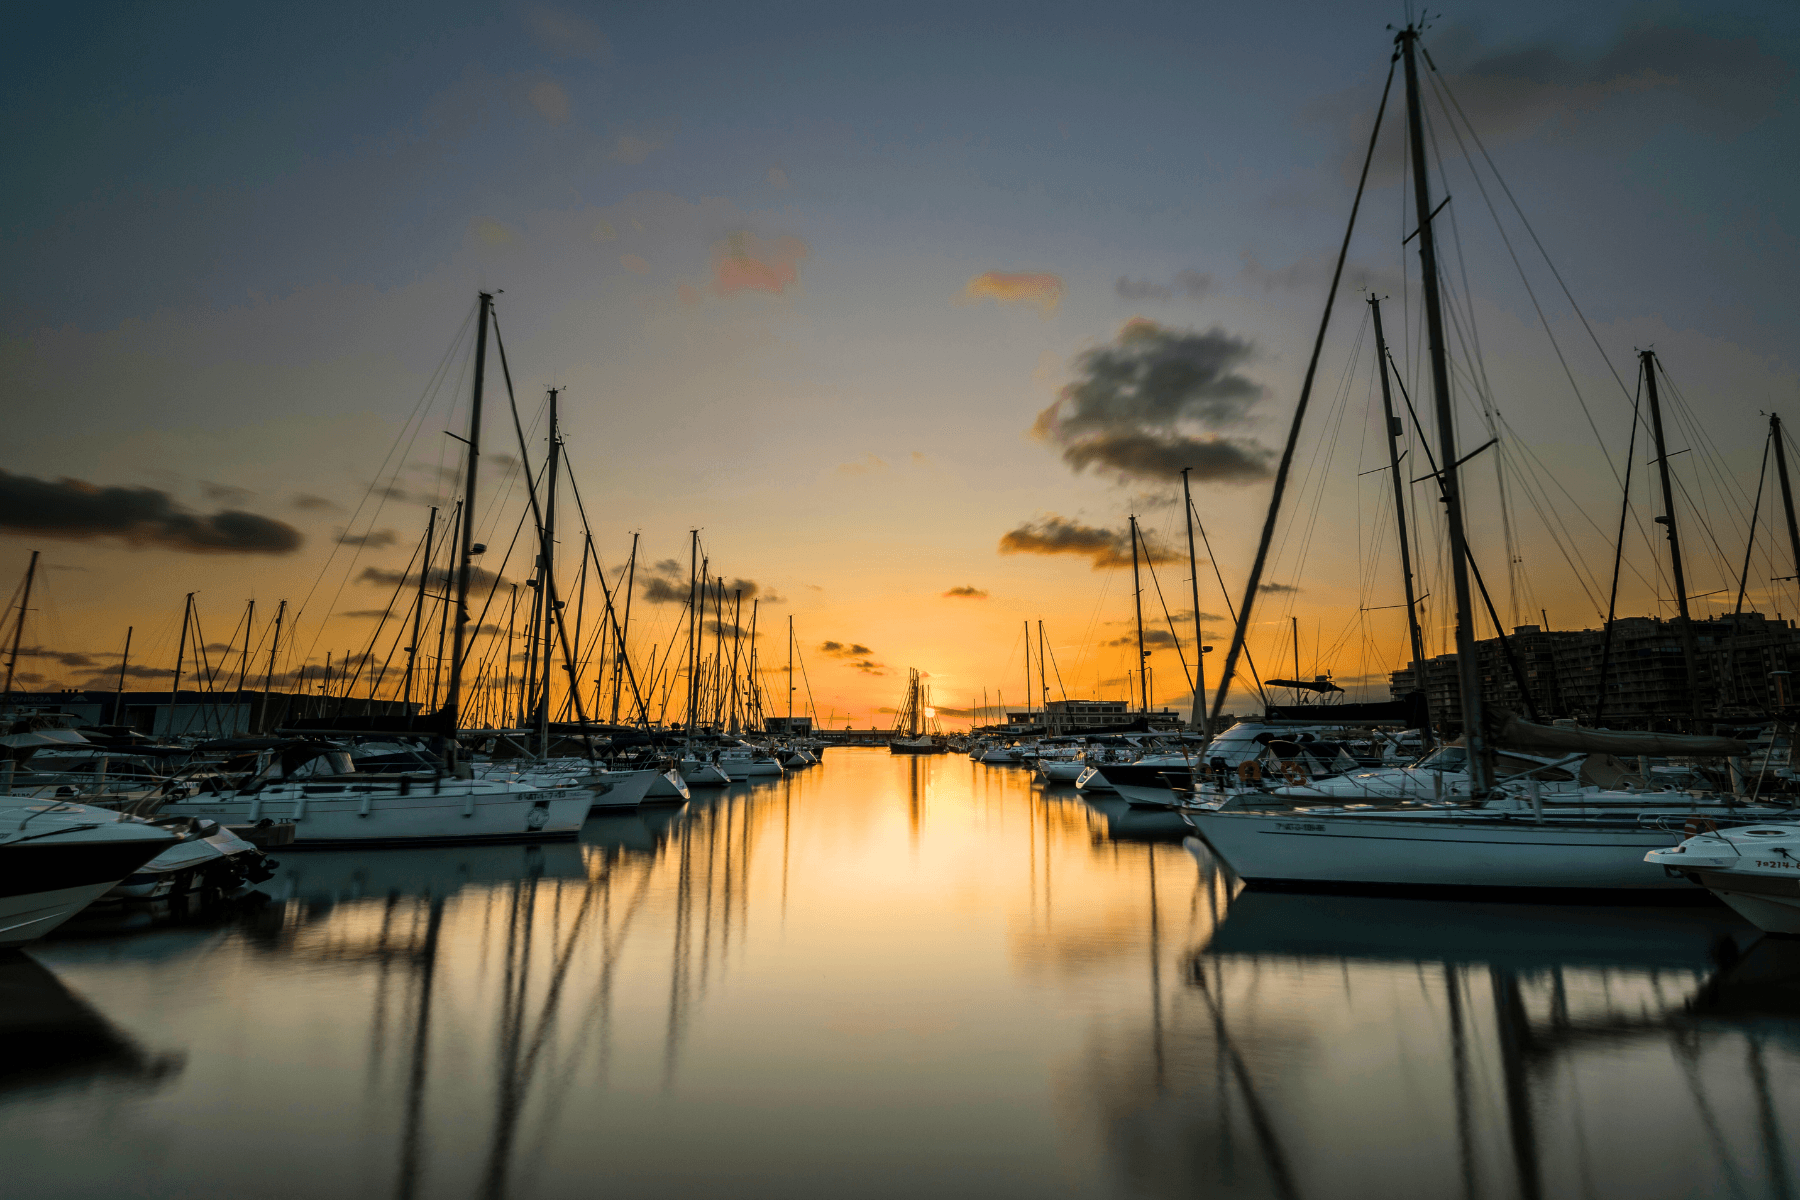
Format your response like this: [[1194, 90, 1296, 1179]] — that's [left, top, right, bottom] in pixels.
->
[[0, 470, 303, 554], [526, 7, 608, 59], [338, 528, 397, 548], [528, 80, 570, 124], [1032, 319, 1274, 484], [293, 493, 338, 511], [1106, 628, 1183, 649], [710, 232, 807, 297], [960, 271, 1064, 315], [943, 586, 988, 599], [998, 515, 1171, 570], [1114, 270, 1212, 302], [820, 640, 885, 675]]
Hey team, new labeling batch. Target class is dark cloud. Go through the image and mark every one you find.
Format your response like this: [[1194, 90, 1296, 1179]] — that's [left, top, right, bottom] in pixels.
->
[[75, 663, 176, 682], [338, 528, 398, 548], [338, 608, 396, 619], [1321, 17, 1793, 187], [357, 564, 508, 590], [1106, 629, 1182, 649], [1259, 582, 1301, 594], [640, 575, 688, 604], [15, 645, 101, 668], [998, 515, 1173, 570], [1236, 251, 1400, 297], [703, 620, 750, 639], [1113, 270, 1212, 302], [1032, 320, 1274, 484], [0, 470, 303, 555], [1060, 432, 1273, 483], [943, 586, 988, 599], [818, 641, 883, 674], [293, 493, 339, 511], [202, 481, 255, 503], [374, 483, 424, 504]]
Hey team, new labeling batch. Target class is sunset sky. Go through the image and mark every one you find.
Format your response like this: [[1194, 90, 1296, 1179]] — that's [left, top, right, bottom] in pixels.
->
[[5, 1, 1799, 727]]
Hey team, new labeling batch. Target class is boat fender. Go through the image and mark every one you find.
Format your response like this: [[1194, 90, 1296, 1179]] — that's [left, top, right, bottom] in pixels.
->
[[1238, 761, 1261, 784], [1281, 760, 1308, 786]]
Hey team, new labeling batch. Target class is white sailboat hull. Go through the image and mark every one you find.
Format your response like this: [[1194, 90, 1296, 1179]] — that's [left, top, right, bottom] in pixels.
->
[[161, 780, 588, 847], [1188, 809, 1692, 895]]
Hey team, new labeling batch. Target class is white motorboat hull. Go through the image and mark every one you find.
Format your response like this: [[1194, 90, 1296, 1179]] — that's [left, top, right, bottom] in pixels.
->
[[0, 881, 121, 946], [160, 781, 588, 847], [1188, 809, 1694, 895], [0, 800, 183, 944], [1702, 880, 1800, 935], [646, 770, 692, 800], [106, 823, 270, 900], [584, 769, 662, 810], [1073, 766, 1116, 793], [1037, 761, 1086, 783], [678, 762, 733, 788], [1645, 826, 1800, 932]]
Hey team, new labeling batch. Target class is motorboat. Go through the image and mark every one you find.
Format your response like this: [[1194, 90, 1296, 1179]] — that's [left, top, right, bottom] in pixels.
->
[[157, 742, 588, 847], [1646, 824, 1800, 933], [0, 799, 183, 946], [104, 817, 274, 901]]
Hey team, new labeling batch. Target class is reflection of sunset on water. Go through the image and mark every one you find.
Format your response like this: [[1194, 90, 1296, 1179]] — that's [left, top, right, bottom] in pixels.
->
[[7, 751, 1796, 1198]]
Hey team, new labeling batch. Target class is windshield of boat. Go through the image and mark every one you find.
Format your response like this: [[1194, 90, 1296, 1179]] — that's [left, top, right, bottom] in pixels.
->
[[1416, 747, 1467, 772]]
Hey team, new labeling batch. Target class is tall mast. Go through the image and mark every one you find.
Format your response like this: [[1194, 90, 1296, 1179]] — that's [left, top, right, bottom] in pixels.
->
[[613, 533, 639, 723], [432, 500, 460, 715], [405, 507, 436, 708], [264, 599, 285, 732], [1771, 413, 1800, 613], [686, 531, 699, 741], [113, 626, 132, 726], [1181, 470, 1210, 737], [235, 599, 255, 730], [1641, 349, 1702, 725], [1023, 619, 1032, 728], [2, 549, 39, 695], [1368, 297, 1431, 742], [1130, 515, 1148, 713], [728, 589, 743, 734], [1399, 27, 1490, 788], [538, 387, 559, 755], [787, 613, 794, 722], [1292, 616, 1301, 701], [444, 290, 491, 761], [1038, 620, 1047, 728], [167, 592, 193, 738]]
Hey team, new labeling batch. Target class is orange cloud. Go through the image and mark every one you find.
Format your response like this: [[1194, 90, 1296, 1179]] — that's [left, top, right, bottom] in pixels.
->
[[710, 232, 807, 298], [959, 271, 1063, 314]]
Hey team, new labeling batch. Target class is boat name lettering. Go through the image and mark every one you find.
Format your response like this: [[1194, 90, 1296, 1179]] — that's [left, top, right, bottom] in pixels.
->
[[1754, 859, 1799, 870], [1277, 822, 1326, 832]]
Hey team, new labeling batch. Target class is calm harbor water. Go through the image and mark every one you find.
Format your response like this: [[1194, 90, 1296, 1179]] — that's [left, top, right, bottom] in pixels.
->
[[7, 747, 1799, 1199]]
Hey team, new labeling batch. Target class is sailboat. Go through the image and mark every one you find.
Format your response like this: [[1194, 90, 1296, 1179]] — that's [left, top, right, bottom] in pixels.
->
[[1184, 28, 1753, 894], [888, 669, 941, 754], [162, 295, 589, 845]]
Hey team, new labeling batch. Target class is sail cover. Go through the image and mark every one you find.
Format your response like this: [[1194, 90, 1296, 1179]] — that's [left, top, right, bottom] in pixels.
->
[[1486, 709, 1749, 757]]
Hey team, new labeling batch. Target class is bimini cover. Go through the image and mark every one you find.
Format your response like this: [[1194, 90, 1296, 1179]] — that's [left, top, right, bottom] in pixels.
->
[[1485, 709, 1748, 757]]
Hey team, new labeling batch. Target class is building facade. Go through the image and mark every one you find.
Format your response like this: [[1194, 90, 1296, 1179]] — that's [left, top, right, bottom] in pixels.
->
[[1389, 612, 1800, 729]]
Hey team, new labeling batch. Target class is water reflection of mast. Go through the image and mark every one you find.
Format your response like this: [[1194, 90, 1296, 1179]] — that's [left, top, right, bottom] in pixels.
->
[[394, 895, 444, 1200], [1148, 846, 1164, 1094], [1442, 965, 1479, 1200], [1490, 969, 1544, 1200], [1187, 953, 1303, 1200]]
